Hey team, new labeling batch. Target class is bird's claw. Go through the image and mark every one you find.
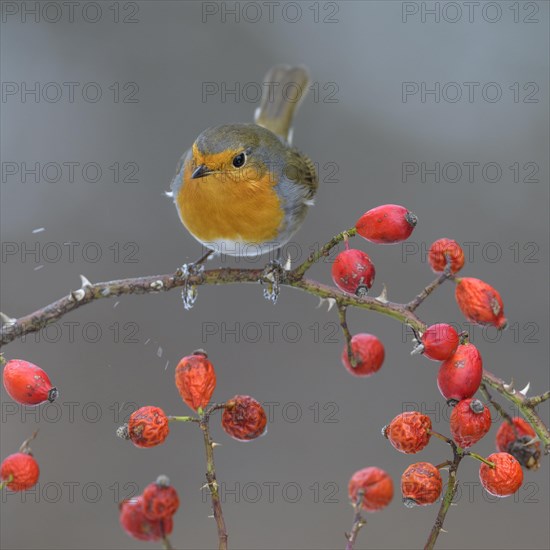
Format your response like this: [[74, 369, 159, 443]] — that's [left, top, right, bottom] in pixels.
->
[[179, 262, 205, 310], [261, 260, 285, 304]]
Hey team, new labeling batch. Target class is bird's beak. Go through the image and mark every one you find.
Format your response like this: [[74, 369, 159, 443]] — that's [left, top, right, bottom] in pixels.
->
[[191, 164, 211, 179]]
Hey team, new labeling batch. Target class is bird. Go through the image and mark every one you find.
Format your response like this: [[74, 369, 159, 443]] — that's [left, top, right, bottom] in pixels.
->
[[170, 65, 318, 268]]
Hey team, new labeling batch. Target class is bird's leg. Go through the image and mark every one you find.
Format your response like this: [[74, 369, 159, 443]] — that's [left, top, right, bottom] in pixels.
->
[[261, 248, 286, 304], [177, 249, 214, 310]]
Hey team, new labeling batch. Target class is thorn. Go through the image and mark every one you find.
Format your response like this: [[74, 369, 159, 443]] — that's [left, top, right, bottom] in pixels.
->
[[440, 529, 448, 534], [200, 483, 209, 491], [519, 382, 530, 396], [503, 378, 515, 393], [150, 280, 164, 290], [316, 297, 336, 312], [0, 312, 16, 325], [375, 283, 388, 303], [164, 190, 174, 198], [284, 254, 292, 271], [522, 436, 540, 447], [211, 442, 222, 448], [79, 274, 92, 288], [71, 289, 86, 302], [208, 515, 215, 519]]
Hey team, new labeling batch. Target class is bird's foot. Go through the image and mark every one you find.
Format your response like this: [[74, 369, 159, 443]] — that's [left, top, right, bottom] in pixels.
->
[[176, 251, 212, 310], [260, 259, 286, 304]]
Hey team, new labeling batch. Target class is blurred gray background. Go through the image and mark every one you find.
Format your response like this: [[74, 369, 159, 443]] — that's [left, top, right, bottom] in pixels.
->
[[1, 1, 549, 549]]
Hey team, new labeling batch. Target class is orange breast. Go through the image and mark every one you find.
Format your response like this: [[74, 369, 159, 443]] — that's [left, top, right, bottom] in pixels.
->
[[176, 160, 284, 244]]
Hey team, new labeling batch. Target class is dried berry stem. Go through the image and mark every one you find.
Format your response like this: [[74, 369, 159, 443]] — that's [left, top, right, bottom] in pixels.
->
[[424, 451, 463, 550], [161, 531, 173, 550], [0, 478, 12, 490], [345, 490, 366, 550], [466, 452, 495, 468], [168, 415, 200, 423], [1, 231, 548, 450], [337, 304, 356, 368], [199, 412, 228, 550], [428, 430, 453, 446]]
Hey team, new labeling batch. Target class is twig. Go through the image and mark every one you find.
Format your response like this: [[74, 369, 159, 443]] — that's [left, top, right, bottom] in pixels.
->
[[1, 231, 548, 452], [406, 269, 453, 312], [528, 391, 550, 407], [482, 370, 550, 454], [292, 227, 356, 279], [337, 304, 356, 368], [424, 450, 462, 550], [345, 490, 366, 550], [199, 410, 228, 550], [479, 383, 518, 436]]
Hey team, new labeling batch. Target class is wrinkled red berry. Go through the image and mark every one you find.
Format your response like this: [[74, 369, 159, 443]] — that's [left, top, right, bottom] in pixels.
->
[[222, 395, 267, 441], [450, 398, 491, 448], [419, 324, 460, 361], [496, 418, 541, 470], [142, 475, 180, 520], [455, 277, 507, 330], [121, 406, 170, 448], [428, 238, 465, 274], [341, 333, 385, 377], [348, 467, 394, 512], [479, 452, 523, 497], [401, 462, 442, 507], [0, 452, 40, 491], [175, 350, 216, 412], [3, 359, 58, 406], [383, 411, 432, 454], [331, 249, 375, 296], [437, 344, 483, 403], [119, 496, 173, 541], [356, 204, 417, 244]]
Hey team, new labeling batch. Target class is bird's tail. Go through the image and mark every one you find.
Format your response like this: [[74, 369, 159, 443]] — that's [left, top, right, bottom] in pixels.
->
[[254, 65, 310, 143]]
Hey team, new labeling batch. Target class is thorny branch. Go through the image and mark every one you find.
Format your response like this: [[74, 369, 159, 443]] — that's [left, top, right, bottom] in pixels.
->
[[1, 229, 549, 550]]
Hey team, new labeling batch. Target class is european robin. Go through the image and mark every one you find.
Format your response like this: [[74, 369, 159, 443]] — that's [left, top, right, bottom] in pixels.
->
[[170, 65, 318, 261]]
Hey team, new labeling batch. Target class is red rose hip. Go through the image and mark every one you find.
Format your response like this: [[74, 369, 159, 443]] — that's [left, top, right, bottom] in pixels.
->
[[496, 418, 541, 470], [142, 475, 180, 520], [479, 452, 523, 497], [3, 359, 58, 406], [455, 277, 507, 329], [428, 238, 465, 274], [450, 398, 491, 448], [175, 350, 216, 412], [383, 411, 432, 454], [401, 462, 442, 507], [341, 333, 385, 377], [419, 324, 460, 361], [437, 344, 483, 403], [355, 204, 417, 244], [348, 467, 394, 512], [0, 452, 40, 491], [119, 496, 173, 541], [118, 406, 170, 448], [222, 395, 267, 441], [332, 249, 375, 296]]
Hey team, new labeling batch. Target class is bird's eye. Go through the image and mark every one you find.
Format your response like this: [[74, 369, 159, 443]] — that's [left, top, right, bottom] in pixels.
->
[[232, 152, 246, 168]]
